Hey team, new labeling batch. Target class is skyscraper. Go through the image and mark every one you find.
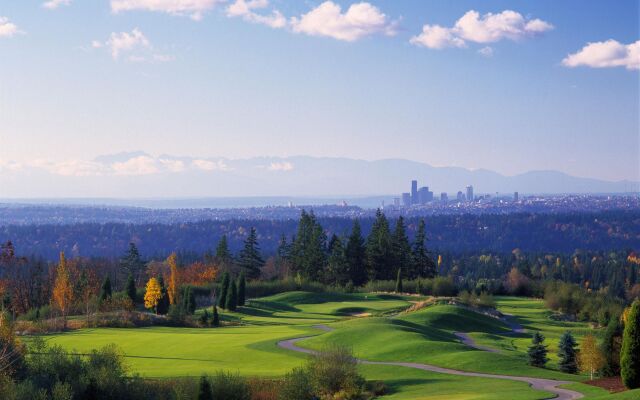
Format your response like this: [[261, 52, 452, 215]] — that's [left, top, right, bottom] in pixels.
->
[[514, 192, 519, 202], [440, 192, 448, 202], [402, 192, 411, 207], [466, 185, 474, 202], [457, 191, 465, 201], [411, 180, 418, 204]]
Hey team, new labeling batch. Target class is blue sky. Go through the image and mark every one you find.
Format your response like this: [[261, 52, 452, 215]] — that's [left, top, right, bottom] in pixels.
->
[[0, 0, 638, 184]]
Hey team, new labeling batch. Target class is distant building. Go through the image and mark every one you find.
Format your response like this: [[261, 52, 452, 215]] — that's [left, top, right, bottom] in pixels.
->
[[514, 191, 519, 202], [402, 192, 412, 207], [466, 185, 474, 202], [457, 191, 465, 201], [411, 180, 418, 204], [440, 192, 448, 202], [418, 186, 433, 204], [393, 197, 400, 207]]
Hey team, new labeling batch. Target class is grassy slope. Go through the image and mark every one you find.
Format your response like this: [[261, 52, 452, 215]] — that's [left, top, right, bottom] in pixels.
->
[[35, 293, 630, 399]]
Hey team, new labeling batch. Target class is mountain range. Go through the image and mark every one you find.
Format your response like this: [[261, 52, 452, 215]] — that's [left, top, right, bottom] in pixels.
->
[[0, 152, 637, 199]]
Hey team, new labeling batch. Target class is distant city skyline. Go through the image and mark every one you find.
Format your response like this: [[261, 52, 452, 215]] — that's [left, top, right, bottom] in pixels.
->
[[1, 1, 638, 190]]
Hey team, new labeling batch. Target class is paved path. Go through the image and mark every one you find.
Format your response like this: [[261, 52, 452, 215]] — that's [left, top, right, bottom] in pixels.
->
[[277, 324, 583, 400]]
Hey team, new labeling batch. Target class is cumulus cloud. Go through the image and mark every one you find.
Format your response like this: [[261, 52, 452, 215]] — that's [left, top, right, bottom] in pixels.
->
[[43, 0, 72, 10], [110, 0, 223, 20], [267, 161, 294, 171], [291, 1, 398, 42], [562, 39, 639, 70], [192, 159, 232, 171], [105, 28, 150, 59], [111, 155, 160, 175], [411, 9, 553, 50], [226, 0, 286, 29], [159, 158, 186, 172], [0, 17, 20, 38]]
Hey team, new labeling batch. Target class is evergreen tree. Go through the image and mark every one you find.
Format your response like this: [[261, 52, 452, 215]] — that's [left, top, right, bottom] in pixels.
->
[[226, 280, 238, 311], [212, 305, 220, 327], [411, 219, 437, 279], [125, 273, 136, 305], [277, 234, 291, 261], [396, 268, 403, 293], [187, 287, 197, 314], [99, 276, 112, 302], [215, 235, 233, 265], [120, 243, 145, 284], [291, 210, 328, 281], [366, 209, 394, 280], [392, 217, 412, 276], [198, 376, 213, 400], [238, 227, 264, 279], [218, 272, 230, 308], [557, 331, 578, 373], [345, 220, 367, 286], [527, 332, 549, 367], [600, 316, 623, 377], [237, 271, 246, 307], [327, 234, 349, 286], [156, 275, 170, 315], [199, 309, 210, 326], [621, 300, 640, 389]]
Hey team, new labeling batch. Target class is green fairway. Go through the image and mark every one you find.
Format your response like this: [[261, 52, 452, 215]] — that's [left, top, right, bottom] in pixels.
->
[[34, 292, 630, 399]]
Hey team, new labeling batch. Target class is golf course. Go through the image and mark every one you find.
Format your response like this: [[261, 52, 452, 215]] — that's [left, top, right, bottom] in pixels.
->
[[32, 292, 640, 399]]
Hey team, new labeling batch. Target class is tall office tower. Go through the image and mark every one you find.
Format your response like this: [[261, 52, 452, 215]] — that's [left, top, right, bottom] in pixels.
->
[[514, 191, 519, 202], [411, 180, 418, 204], [440, 192, 448, 202], [418, 186, 430, 204], [457, 191, 465, 201], [466, 185, 474, 202], [402, 192, 412, 207], [393, 197, 400, 207]]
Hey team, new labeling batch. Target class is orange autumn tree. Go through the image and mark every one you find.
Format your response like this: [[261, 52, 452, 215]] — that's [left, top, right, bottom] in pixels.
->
[[182, 261, 218, 286], [52, 252, 73, 327], [144, 277, 162, 314], [167, 253, 179, 305]]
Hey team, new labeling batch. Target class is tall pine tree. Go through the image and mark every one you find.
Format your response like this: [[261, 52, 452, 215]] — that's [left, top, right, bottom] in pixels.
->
[[327, 235, 349, 286], [215, 235, 233, 266], [125, 273, 136, 305], [411, 219, 437, 279], [226, 280, 238, 311], [600, 316, 623, 377], [621, 300, 640, 389], [157, 275, 170, 315], [527, 332, 549, 367], [291, 210, 327, 280], [345, 220, 367, 286], [237, 271, 246, 307], [120, 243, 145, 284], [558, 331, 578, 373], [99, 276, 112, 302], [366, 209, 394, 280], [218, 272, 230, 308], [238, 227, 264, 279], [392, 217, 412, 277]]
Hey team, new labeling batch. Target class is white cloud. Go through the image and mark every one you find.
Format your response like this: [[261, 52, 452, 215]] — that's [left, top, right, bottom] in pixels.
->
[[0, 17, 20, 38], [105, 28, 150, 59], [411, 9, 553, 50], [112, 155, 159, 175], [226, 0, 287, 29], [562, 39, 639, 70], [43, 0, 72, 10], [192, 159, 232, 171], [267, 161, 294, 171], [291, 1, 397, 42], [91, 40, 103, 48], [409, 24, 465, 49], [159, 158, 186, 172], [110, 0, 223, 20], [48, 160, 107, 177], [478, 46, 493, 57]]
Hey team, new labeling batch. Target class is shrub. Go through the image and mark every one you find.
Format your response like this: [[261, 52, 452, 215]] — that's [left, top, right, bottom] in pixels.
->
[[210, 371, 251, 400], [307, 345, 365, 399], [279, 368, 313, 400]]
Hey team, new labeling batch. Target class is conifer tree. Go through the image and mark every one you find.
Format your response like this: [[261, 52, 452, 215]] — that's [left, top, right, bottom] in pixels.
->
[[327, 234, 348, 286], [99, 276, 112, 302], [212, 305, 220, 327], [392, 217, 412, 276], [226, 280, 238, 311], [291, 211, 327, 280], [345, 220, 367, 286], [125, 273, 136, 305], [600, 316, 623, 377], [527, 332, 549, 367], [198, 376, 213, 400], [237, 271, 246, 307], [366, 209, 393, 280], [395, 268, 403, 293], [238, 227, 264, 279], [156, 275, 170, 315], [621, 300, 640, 389], [558, 331, 578, 373], [182, 286, 196, 315], [215, 235, 233, 265], [218, 272, 230, 308], [120, 242, 145, 284], [411, 219, 437, 279]]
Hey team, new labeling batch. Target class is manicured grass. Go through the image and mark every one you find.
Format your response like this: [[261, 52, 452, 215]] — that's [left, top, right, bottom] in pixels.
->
[[33, 293, 622, 399]]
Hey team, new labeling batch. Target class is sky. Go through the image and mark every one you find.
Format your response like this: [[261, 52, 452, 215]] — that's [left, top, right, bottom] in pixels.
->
[[0, 0, 639, 187]]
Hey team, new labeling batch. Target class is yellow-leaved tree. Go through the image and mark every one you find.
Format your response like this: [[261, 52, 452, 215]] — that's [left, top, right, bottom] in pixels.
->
[[144, 277, 162, 314], [167, 253, 179, 305], [579, 334, 605, 380], [52, 251, 73, 328]]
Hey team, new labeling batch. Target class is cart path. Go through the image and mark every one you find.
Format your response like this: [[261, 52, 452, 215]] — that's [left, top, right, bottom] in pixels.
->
[[277, 324, 582, 400]]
